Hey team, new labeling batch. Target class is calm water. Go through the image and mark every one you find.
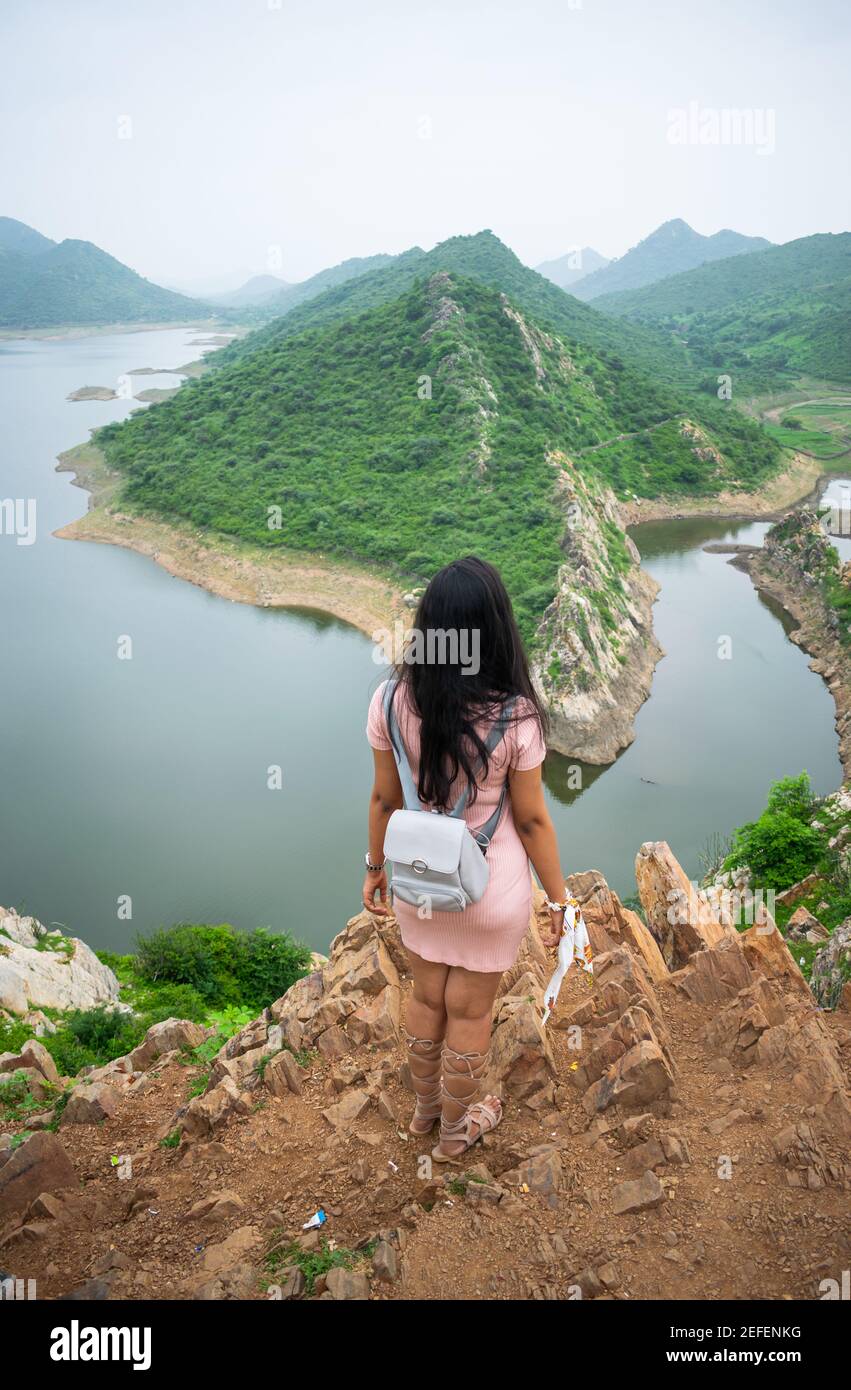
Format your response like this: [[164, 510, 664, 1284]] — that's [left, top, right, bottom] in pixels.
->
[[0, 329, 842, 952]]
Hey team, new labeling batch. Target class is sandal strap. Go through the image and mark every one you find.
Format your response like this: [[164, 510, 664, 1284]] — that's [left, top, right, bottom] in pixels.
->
[[405, 1032, 443, 1117], [439, 1046, 499, 1144]]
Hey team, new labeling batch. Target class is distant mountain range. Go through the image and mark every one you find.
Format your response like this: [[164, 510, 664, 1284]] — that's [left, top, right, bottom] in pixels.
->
[[0, 217, 209, 329], [535, 246, 610, 290], [206, 274, 291, 308], [567, 219, 771, 302], [596, 232, 851, 388]]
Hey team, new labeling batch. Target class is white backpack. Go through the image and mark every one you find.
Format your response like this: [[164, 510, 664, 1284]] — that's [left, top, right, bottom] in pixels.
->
[[382, 679, 516, 913]]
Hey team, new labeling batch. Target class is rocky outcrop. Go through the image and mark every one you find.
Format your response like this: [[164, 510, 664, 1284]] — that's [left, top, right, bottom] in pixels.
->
[[532, 458, 663, 764], [811, 919, 851, 1010], [733, 509, 851, 779], [2, 841, 850, 1304], [0, 908, 120, 1016], [635, 840, 735, 969]]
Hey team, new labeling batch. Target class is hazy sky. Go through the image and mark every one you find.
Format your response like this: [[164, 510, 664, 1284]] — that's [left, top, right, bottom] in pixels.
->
[[2, 0, 849, 290]]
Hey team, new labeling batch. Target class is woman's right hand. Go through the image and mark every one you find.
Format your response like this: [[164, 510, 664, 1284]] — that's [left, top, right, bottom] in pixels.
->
[[362, 868, 390, 917]]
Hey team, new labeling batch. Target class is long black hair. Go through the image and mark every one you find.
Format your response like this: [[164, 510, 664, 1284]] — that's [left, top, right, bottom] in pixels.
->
[[393, 555, 548, 810]]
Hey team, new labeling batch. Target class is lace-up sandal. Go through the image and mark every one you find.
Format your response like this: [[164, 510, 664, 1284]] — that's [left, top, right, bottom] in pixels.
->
[[405, 1033, 444, 1135], [431, 1044, 503, 1162]]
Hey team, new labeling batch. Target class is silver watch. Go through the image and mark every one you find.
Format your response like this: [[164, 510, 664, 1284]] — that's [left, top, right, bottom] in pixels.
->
[[365, 852, 386, 872]]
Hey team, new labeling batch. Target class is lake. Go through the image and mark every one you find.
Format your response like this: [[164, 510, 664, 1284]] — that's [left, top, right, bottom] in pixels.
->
[[0, 328, 842, 953]]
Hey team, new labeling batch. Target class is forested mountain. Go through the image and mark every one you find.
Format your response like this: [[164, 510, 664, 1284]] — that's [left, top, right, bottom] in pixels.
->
[[218, 230, 690, 387], [535, 246, 609, 290], [0, 219, 208, 329], [595, 232, 851, 389], [262, 252, 397, 316], [95, 270, 778, 638], [570, 219, 771, 302], [214, 229, 776, 476]]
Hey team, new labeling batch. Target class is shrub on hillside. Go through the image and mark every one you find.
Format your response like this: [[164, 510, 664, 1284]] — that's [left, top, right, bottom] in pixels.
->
[[724, 774, 822, 892], [134, 923, 311, 1013]]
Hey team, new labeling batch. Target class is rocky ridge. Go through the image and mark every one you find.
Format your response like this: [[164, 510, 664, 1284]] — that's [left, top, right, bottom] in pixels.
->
[[1, 840, 849, 1302], [533, 457, 662, 764]]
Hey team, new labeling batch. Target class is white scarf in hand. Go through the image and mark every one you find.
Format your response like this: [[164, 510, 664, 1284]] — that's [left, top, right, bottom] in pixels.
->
[[542, 901, 593, 1024]]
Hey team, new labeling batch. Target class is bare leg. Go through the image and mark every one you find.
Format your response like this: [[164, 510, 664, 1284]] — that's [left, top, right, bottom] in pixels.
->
[[404, 949, 449, 1135], [436, 965, 503, 1158]]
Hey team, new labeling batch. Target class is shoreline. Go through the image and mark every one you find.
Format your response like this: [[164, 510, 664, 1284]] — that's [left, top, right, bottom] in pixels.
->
[[0, 318, 236, 343], [731, 549, 851, 781], [54, 444, 405, 640], [620, 449, 832, 527]]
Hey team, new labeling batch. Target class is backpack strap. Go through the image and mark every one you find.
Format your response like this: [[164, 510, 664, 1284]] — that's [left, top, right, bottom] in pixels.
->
[[383, 678, 422, 811], [382, 679, 517, 851], [453, 697, 517, 851]]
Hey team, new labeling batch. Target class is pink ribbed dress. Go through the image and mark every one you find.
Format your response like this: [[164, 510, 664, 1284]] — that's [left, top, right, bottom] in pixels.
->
[[366, 680, 547, 973]]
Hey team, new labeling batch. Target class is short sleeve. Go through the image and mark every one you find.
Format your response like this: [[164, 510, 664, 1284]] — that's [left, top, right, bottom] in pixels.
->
[[366, 681, 392, 751], [509, 699, 547, 771]]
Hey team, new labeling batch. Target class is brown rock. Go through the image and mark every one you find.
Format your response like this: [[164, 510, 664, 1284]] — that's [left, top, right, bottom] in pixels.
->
[[186, 1190, 245, 1224], [669, 936, 754, 1004], [502, 1147, 563, 1195], [635, 841, 733, 969], [61, 1081, 120, 1125], [325, 1266, 370, 1299], [180, 1076, 250, 1142], [316, 1025, 354, 1060], [347, 986, 401, 1048], [740, 907, 812, 999], [373, 1239, 399, 1282], [488, 999, 556, 1099], [583, 1039, 675, 1114], [19, 1039, 61, 1085], [0, 1132, 76, 1220], [127, 1018, 208, 1072], [264, 1049, 304, 1097], [322, 1089, 371, 1129], [612, 1169, 666, 1215], [200, 1225, 261, 1275]]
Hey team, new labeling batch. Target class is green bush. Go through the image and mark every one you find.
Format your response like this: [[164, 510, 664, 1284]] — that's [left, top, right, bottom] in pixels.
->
[[133, 923, 311, 1013], [44, 1005, 145, 1077], [765, 772, 816, 823], [726, 809, 822, 891]]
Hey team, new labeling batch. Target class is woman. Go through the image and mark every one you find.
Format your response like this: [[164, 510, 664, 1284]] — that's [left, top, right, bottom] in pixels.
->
[[363, 556, 570, 1161]]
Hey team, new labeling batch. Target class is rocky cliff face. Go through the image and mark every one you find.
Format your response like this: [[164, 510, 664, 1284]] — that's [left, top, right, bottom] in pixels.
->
[[0, 908, 120, 1017], [734, 507, 851, 778], [2, 841, 848, 1302], [533, 455, 662, 763]]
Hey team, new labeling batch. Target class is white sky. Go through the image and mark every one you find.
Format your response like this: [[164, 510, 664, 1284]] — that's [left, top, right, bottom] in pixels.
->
[[2, 0, 849, 288]]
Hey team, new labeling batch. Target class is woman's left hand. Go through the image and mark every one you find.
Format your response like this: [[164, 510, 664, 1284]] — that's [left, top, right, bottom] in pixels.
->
[[362, 869, 389, 917], [540, 907, 564, 948]]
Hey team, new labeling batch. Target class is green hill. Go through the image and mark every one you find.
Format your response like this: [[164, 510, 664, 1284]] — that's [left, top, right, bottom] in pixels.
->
[[0, 215, 56, 258], [94, 271, 779, 639], [595, 232, 851, 390], [262, 253, 398, 314], [571, 219, 771, 302], [215, 230, 777, 484], [0, 222, 209, 329]]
